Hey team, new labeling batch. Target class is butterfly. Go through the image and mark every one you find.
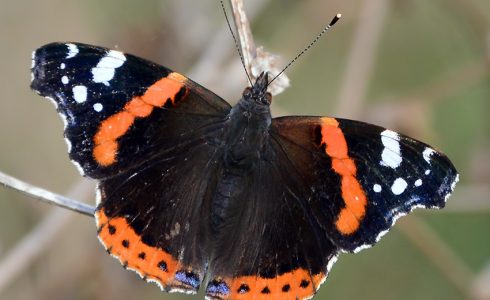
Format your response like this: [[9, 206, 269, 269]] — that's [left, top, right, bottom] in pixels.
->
[[30, 42, 458, 300]]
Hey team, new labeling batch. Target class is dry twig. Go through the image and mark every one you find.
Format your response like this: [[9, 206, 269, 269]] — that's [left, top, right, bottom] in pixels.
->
[[0, 171, 94, 217]]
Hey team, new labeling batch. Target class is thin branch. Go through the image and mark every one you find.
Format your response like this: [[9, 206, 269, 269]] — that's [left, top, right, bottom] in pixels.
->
[[229, 0, 256, 74], [222, 0, 252, 84], [229, 0, 290, 95], [187, 0, 270, 85], [0, 171, 95, 217]]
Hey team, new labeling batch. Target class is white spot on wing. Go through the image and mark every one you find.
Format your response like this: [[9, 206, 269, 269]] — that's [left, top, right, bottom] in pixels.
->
[[423, 147, 435, 164], [414, 179, 422, 187], [95, 182, 102, 205], [60, 63, 66, 69], [304, 253, 338, 299], [391, 178, 408, 195], [353, 243, 371, 253], [445, 174, 459, 203], [169, 287, 197, 295], [59, 113, 68, 129], [373, 184, 382, 193], [66, 43, 79, 59], [31, 50, 36, 68], [165, 223, 182, 241], [64, 138, 72, 153], [61, 76, 69, 84], [59, 112, 72, 153], [425, 169, 431, 175], [326, 254, 339, 272], [72, 160, 85, 176], [31, 51, 37, 82], [353, 199, 430, 253], [380, 130, 402, 169], [45, 96, 58, 109], [91, 50, 126, 85], [72, 85, 87, 103], [93, 103, 103, 112]]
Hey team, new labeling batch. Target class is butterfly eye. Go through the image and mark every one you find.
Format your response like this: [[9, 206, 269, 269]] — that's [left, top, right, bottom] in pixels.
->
[[265, 92, 272, 104], [243, 87, 252, 97]]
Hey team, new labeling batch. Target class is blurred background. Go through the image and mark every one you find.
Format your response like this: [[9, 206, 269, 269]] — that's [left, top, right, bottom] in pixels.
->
[[0, 0, 489, 299]]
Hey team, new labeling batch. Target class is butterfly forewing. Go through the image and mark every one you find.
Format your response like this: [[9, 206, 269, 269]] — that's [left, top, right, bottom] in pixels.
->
[[31, 42, 231, 179], [271, 116, 458, 252]]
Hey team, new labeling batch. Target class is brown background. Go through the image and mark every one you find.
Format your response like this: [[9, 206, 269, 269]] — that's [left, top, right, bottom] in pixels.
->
[[0, 0, 489, 299]]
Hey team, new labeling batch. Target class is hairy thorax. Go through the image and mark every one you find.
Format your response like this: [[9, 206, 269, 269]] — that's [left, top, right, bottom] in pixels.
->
[[210, 96, 272, 232]]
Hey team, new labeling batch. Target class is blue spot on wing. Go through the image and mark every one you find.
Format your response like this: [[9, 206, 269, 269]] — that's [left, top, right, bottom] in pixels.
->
[[175, 271, 201, 289], [206, 280, 231, 295]]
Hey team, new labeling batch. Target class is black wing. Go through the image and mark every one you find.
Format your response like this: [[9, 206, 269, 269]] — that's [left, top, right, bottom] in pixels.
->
[[31, 42, 230, 179], [96, 134, 223, 294], [31, 42, 231, 293], [271, 116, 458, 252], [205, 145, 338, 300]]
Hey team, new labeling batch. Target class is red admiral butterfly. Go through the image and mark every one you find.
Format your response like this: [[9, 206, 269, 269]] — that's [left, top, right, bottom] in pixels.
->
[[31, 42, 458, 300]]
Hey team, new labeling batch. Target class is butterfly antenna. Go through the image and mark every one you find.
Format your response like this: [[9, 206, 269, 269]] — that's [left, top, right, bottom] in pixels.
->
[[220, 0, 253, 86], [268, 13, 342, 86]]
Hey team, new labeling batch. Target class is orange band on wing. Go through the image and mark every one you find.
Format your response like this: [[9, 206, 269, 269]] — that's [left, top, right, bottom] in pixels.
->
[[320, 117, 367, 235], [214, 270, 325, 300], [93, 72, 188, 166], [96, 209, 182, 288]]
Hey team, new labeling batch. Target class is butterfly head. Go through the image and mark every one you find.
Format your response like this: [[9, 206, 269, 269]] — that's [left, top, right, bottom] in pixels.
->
[[243, 72, 272, 105]]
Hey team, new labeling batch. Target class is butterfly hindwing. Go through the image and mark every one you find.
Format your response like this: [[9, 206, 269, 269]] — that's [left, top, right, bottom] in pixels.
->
[[95, 134, 224, 293], [31, 42, 231, 179], [205, 143, 338, 300]]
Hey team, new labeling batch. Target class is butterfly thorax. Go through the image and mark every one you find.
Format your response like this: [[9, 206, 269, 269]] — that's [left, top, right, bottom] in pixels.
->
[[210, 73, 272, 232], [222, 72, 272, 171]]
